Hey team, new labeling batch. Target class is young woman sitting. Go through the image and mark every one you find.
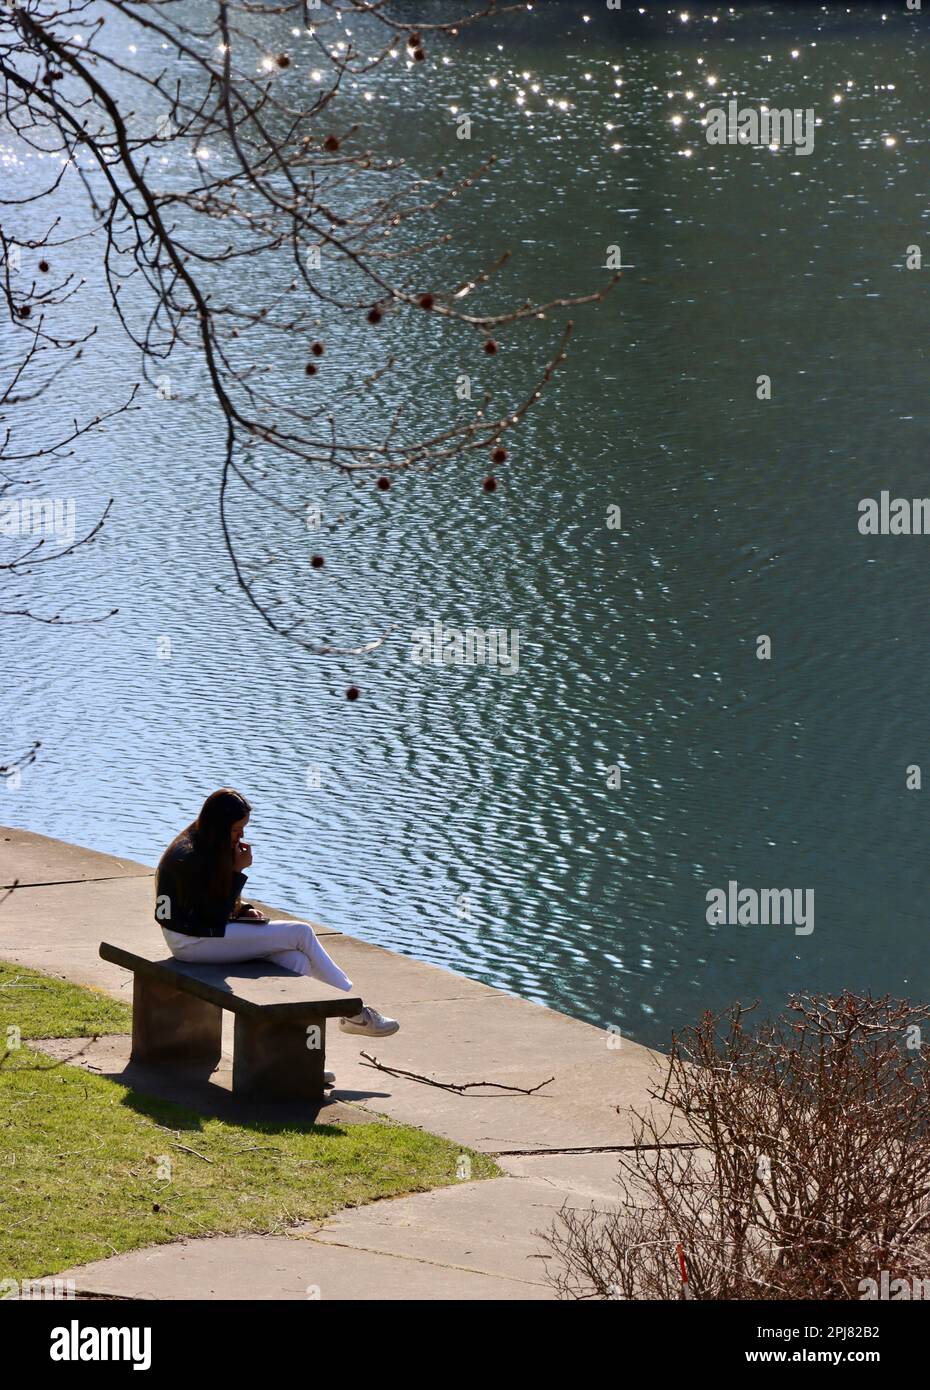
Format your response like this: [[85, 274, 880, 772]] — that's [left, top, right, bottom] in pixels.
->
[[155, 789, 400, 1067]]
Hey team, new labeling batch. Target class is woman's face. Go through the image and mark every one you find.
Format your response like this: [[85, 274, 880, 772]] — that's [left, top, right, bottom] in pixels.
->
[[230, 813, 250, 848]]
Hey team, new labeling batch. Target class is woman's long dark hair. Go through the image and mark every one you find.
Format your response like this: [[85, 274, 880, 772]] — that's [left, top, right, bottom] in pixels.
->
[[160, 788, 252, 903]]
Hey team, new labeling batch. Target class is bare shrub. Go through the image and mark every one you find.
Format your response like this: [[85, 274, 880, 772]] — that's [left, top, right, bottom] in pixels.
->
[[544, 993, 930, 1300]]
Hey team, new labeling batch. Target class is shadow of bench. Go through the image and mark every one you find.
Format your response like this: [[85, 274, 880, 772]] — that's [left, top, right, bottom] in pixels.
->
[[100, 941, 362, 1103]]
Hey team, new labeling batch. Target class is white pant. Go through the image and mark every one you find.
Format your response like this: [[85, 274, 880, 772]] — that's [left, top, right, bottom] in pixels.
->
[[161, 919, 354, 993]]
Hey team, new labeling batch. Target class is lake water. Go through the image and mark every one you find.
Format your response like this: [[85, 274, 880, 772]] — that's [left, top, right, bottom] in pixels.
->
[[3, 3, 928, 1050]]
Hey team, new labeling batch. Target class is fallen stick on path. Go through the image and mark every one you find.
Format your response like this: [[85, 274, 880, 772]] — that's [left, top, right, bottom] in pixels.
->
[[359, 1051, 555, 1096]]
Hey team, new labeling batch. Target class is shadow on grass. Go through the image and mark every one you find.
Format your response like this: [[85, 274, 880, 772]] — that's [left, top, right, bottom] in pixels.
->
[[19, 1034, 394, 1133]]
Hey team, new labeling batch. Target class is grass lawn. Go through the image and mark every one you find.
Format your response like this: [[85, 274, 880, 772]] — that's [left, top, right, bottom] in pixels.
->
[[0, 960, 499, 1282]]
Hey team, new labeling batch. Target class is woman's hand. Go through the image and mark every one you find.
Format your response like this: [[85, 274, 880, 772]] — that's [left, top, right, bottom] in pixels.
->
[[235, 840, 253, 870], [234, 904, 267, 923]]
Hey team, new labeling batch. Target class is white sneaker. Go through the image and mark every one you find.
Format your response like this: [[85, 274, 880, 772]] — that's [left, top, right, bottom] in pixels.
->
[[339, 1005, 400, 1037]]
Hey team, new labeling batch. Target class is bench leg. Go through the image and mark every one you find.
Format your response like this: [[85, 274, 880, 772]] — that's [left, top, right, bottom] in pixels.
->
[[131, 973, 223, 1067], [232, 1015, 326, 1102]]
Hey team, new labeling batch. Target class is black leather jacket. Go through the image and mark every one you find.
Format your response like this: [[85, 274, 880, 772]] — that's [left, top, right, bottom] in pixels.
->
[[154, 835, 247, 938]]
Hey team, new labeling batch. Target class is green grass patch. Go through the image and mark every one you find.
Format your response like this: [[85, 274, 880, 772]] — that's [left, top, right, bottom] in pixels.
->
[[0, 960, 499, 1282], [0, 959, 132, 1040]]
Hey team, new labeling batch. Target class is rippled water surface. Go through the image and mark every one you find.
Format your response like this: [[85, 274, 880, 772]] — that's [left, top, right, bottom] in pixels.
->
[[4, 4, 929, 1049]]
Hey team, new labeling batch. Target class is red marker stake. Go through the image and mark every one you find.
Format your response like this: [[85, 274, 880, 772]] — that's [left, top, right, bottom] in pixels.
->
[[677, 1243, 693, 1300]]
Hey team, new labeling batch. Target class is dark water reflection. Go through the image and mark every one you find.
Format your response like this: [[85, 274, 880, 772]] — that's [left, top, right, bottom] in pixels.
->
[[4, 4, 929, 1048]]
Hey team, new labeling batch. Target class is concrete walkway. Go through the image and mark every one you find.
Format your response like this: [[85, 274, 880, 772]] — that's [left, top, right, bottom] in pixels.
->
[[0, 825, 670, 1300]]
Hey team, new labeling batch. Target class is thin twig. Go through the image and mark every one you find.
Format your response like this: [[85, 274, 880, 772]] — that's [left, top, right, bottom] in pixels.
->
[[174, 1143, 213, 1164], [359, 1051, 554, 1095]]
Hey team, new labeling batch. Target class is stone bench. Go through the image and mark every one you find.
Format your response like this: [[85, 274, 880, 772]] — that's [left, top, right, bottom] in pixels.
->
[[99, 941, 362, 1102]]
